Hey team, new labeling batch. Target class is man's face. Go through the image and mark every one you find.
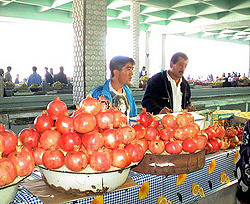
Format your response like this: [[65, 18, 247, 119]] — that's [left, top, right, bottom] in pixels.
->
[[170, 56, 188, 79], [117, 62, 134, 86]]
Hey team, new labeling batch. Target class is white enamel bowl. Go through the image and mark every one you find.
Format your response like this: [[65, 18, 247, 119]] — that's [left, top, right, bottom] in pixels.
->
[[0, 176, 27, 204], [38, 165, 133, 194]]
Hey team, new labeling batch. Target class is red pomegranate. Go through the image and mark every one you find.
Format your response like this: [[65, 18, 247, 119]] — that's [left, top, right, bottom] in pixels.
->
[[59, 131, 81, 152], [55, 114, 74, 134], [102, 129, 122, 150], [144, 127, 159, 141], [182, 138, 197, 153], [0, 124, 18, 156], [34, 110, 54, 133], [8, 146, 35, 177], [111, 148, 131, 168], [112, 109, 127, 128], [0, 134, 5, 153], [95, 110, 114, 130], [125, 143, 144, 163], [137, 108, 153, 127], [65, 150, 88, 171], [40, 129, 61, 150], [47, 96, 68, 120], [73, 113, 96, 133], [148, 139, 165, 154], [165, 140, 182, 154], [132, 124, 146, 139], [89, 151, 112, 172], [42, 149, 65, 169], [81, 132, 104, 151], [33, 147, 46, 165], [176, 110, 193, 127], [161, 114, 177, 128], [19, 126, 40, 148], [0, 157, 17, 186], [118, 126, 136, 144], [79, 95, 101, 115]]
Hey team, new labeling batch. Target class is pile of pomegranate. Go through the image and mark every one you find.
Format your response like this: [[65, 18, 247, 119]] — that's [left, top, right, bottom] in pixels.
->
[[0, 125, 35, 187], [134, 109, 243, 155], [204, 122, 243, 154], [134, 109, 208, 155], [15, 96, 145, 173]]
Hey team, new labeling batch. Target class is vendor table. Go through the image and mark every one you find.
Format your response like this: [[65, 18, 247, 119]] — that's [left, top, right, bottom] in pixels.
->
[[12, 147, 239, 204]]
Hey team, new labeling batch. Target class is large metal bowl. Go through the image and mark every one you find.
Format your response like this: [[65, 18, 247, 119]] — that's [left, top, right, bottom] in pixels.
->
[[38, 165, 133, 194], [0, 176, 28, 204]]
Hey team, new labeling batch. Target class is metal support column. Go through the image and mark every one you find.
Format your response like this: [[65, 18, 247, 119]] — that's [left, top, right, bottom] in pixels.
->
[[145, 31, 150, 76], [72, 0, 106, 105], [131, 0, 140, 87], [161, 34, 166, 71]]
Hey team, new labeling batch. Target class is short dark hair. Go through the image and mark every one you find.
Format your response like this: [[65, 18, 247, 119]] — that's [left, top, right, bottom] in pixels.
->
[[7, 66, 12, 71], [170, 52, 188, 64], [32, 66, 37, 72], [109, 56, 135, 77]]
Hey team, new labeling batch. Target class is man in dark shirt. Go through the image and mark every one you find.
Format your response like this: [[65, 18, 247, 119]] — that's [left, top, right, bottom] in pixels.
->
[[54, 66, 68, 84], [44, 67, 54, 86]]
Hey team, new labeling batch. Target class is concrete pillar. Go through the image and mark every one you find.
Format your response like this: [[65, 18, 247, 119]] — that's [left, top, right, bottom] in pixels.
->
[[130, 0, 140, 87], [161, 34, 166, 71], [145, 31, 150, 76], [72, 0, 106, 105]]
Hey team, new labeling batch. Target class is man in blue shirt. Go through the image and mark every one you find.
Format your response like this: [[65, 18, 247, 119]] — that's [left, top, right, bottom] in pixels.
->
[[90, 56, 137, 117], [27, 66, 42, 87]]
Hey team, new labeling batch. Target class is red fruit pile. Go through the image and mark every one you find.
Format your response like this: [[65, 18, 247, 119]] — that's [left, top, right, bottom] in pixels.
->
[[204, 122, 243, 154], [18, 96, 144, 173], [0, 124, 35, 187], [135, 110, 208, 155]]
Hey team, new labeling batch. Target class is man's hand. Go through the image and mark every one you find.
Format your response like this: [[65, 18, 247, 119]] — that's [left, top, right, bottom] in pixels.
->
[[186, 104, 196, 111], [159, 107, 172, 114]]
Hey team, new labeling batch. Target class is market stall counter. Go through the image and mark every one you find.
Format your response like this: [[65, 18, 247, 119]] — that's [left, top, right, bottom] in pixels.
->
[[12, 147, 239, 204]]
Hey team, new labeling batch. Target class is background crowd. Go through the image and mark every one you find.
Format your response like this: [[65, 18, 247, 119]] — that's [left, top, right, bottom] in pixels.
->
[[0, 65, 69, 87]]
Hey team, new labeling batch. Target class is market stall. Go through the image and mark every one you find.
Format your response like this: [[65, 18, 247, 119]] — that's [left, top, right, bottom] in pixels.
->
[[0, 97, 248, 204]]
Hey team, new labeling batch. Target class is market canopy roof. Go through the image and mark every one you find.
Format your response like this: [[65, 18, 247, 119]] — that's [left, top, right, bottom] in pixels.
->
[[0, 0, 249, 45]]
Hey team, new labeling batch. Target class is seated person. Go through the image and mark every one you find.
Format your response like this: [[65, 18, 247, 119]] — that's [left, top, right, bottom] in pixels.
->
[[27, 66, 42, 87], [90, 56, 137, 117], [142, 52, 196, 115]]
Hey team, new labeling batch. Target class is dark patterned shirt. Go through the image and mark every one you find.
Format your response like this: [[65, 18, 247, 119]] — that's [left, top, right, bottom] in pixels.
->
[[236, 120, 250, 204], [109, 84, 130, 116]]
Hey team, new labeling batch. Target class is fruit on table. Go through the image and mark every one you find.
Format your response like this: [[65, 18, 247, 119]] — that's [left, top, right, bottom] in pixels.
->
[[19, 126, 40, 148], [0, 157, 17, 186], [47, 96, 68, 120], [0, 124, 18, 157], [148, 139, 165, 154], [73, 113, 97, 133], [165, 141, 182, 154], [42, 149, 65, 169], [8, 145, 35, 177], [34, 110, 54, 133], [182, 138, 198, 153]]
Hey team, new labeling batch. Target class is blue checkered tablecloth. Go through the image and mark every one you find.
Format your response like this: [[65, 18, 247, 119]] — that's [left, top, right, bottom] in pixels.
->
[[11, 147, 239, 204]]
